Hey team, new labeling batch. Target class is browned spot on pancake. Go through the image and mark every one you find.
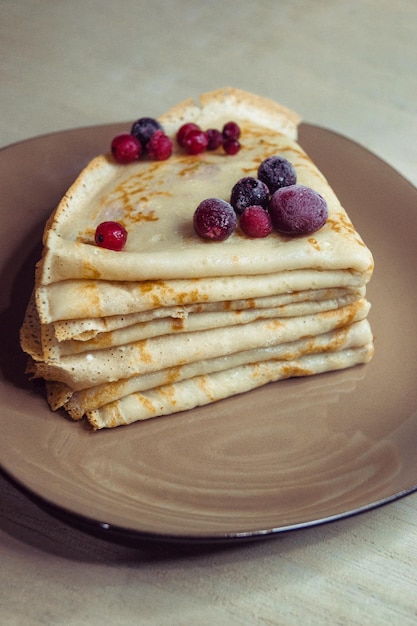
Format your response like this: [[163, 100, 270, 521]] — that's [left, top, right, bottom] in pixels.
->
[[62, 257, 103, 279], [84, 380, 125, 408], [158, 384, 178, 407], [136, 393, 158, 415], [266, 319, 284, 331], [196, 375, 215, 402], [327, 212, 357, 236], [165, 367, 183, 384], [136, 339, 154, 365], [176, 288, 208, 305], [307, 237, 321, 251], [324, 327, 350, 352], [106, 184, 136, 215], [139, 279, 166, 292], [171, 318, 185, 331], [320, 300, 363, 329], [280, 364, 313, 378], [78, 283, 103, 317], [178, 160, 205, 176], [127, 209, 159, 224]]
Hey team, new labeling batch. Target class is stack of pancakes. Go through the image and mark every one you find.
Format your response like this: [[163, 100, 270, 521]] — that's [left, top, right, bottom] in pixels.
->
[[20, 88, 374, 429]]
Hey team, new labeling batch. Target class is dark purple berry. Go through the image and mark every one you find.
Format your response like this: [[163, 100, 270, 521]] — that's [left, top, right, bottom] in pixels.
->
[[239, 206, 273, 238], [206, 128, 223, 150], [258, 156, 297, 193], [131, 117, 163, 148], [223, 138, 241, 155], [147, 130, 173, 160], [268, 184, 328, 236], [193, 198, 236, 241], [95, 221, 127, 251], [111, 133, 142, 164], [222, 121, 241, 140], [230, 177, 270, 215], [184, 129, 209, 155]]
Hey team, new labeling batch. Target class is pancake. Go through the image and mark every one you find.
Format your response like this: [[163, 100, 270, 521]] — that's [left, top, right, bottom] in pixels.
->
[[48, 319, 373, 420], [20, 87, 374, 429]]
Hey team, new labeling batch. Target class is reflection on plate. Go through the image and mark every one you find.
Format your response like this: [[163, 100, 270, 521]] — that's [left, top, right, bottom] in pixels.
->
[[0, 123, 416, 543]]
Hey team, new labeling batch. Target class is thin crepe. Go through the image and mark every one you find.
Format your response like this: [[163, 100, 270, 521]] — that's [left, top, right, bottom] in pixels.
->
[[35, 89, 373, 293], [30, 299, 370, 390], [47, 319, 373, 420], [86, 344, 374, 430]]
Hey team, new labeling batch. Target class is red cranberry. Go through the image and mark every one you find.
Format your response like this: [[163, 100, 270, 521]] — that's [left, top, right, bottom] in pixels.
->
[[111, 133, 141, 164], [184, 129, 209, 155], [193, 198, 236, 241], [95, 221, 127, 251], [222, 121, 241, 140], [147, 130, 173, 160], [176, 123, 200, 147], [223, 138, 241, 155], [239, 206, 273, 238]]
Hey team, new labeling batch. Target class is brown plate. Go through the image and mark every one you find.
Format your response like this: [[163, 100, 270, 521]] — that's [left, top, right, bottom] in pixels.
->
[[0, 123, 416, 543]]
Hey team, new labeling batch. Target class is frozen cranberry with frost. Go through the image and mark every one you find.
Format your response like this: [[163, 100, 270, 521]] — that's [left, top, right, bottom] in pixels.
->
[[223, 138, 241, 155], [176, 123, 200, 147], [269, 184, 328, 236], [239, 206, 273, 238], [184, 129, 209, 155], [258, 156, 297, 193], [95, 221, 127, 251], [222, 121, 241, 140], [111, 133, 142, 164], [147, 130, 173, 160], [230, 177, 270, 215], [206, 128, 223, 150], [130, 117, 162, 148], [193, 198, 236, 241]]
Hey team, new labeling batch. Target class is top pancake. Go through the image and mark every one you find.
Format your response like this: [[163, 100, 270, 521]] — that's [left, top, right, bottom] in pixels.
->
[[35, 87, 374, 289]]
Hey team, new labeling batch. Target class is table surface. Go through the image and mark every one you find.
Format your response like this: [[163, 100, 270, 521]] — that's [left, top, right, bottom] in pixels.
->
[[1, 1, 416, 624]]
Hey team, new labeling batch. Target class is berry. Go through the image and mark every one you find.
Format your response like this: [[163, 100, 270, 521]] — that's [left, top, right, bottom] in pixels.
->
[[223, 138, 241, 155], [111, 133, 142, 164], [206, 128, 223, 150], [176, 122, 200, 147], [222, 121, 241, 140], [268, 184, 328, 236], [130, 117, 162, 148], [257, 156, 297, 193], [239, 206, 273, 238], [147, 130, 173, 160], [184, 129, 209, 155], [239, 205, 272, 238], [193, 198, 236, 241], [230, 177, 270, 215], [95, 221, 127, 251]]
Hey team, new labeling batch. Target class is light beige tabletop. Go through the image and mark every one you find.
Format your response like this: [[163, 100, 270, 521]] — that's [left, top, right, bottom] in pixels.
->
[[1, 1, 417, 624]]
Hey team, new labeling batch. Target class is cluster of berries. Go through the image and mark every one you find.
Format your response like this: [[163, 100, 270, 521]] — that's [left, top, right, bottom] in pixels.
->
[[176, 121, 241, 156], [97, 116, 243, 249], [110, 116, 242, 165], [111, 117, 173, 163], [193, 156, 328, 240]]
